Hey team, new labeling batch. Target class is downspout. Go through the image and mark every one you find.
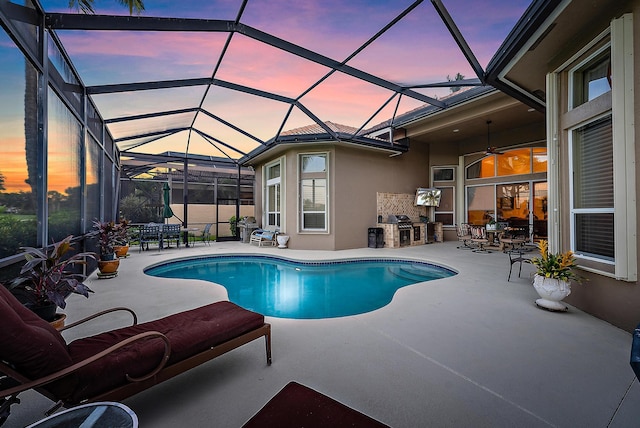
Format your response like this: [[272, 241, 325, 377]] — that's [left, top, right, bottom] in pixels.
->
[[236, 163, 241, 239], [546, 72, 560, 253], [457, 155, 466, 225], [183, 157, 188, 228]]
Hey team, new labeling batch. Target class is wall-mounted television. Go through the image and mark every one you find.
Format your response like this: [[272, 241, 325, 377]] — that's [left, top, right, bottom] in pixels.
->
[[415, 188, 442, 207]]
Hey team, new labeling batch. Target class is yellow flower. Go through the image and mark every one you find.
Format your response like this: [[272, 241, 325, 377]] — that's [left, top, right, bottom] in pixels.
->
[[531, 240, 581, 283]]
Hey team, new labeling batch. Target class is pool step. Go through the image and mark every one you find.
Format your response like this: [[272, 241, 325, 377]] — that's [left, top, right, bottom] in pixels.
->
[[388, 265, 450, 282]]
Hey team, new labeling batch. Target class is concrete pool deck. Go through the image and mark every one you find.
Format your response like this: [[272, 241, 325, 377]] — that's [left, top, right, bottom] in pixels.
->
[[10, 241, 640, 427]]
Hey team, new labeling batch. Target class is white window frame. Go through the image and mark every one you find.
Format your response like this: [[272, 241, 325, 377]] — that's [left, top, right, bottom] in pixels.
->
[[568, 113, 614, 265], [298, 152, 329, 233], [432, 166, 455, 182], [433, 185, 455, 227], [264, 157, 284, 230], [549, 13, 636, 281]]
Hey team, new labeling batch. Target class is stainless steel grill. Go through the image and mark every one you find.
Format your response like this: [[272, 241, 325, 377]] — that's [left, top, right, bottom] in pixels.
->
[[388, 214, 413, 229]]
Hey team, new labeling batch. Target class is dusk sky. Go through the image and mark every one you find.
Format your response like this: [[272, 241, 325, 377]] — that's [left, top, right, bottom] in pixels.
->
[[35, 0, 533, 160]]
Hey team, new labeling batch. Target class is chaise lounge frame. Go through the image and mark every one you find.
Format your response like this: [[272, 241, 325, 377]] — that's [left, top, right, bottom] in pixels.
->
[[0, 289, 271, 423], [249, 228, 278, 247]]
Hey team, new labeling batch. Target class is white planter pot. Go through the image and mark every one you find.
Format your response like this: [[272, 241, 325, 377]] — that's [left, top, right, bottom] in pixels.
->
[[532, 274, 571, 311], [276, 235, 289, 249]]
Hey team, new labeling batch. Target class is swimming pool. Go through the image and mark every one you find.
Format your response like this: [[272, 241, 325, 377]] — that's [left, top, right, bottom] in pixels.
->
[[145, 255, 456, 319]]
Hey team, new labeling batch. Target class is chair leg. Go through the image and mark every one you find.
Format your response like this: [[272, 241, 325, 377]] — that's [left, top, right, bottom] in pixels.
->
[[473, 241, 491, 253], [457, 239, 473, 250]]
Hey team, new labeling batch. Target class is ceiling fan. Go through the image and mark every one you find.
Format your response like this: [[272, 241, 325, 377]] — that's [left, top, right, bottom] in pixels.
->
[[485, 146, 504, 155], [484, 120, 504, 155]]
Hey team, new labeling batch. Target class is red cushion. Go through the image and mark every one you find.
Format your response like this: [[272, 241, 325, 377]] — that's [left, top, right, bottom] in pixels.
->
[[243, 382, 390, 428], [66, 301, 265, 402], [0, 285, 76, 398]]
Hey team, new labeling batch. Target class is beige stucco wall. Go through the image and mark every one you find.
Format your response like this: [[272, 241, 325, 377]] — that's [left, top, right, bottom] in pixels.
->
[[250, 142, 430, 250], [332, 144, 430, 249], [166, 204, 254, 238]]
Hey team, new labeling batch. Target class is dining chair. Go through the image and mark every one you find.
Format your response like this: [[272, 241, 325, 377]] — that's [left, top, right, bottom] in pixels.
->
[[470, 226, 491, 253]]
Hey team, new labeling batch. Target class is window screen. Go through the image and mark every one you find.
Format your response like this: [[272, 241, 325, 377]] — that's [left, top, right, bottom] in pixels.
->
[[571, 116, 614, 260]]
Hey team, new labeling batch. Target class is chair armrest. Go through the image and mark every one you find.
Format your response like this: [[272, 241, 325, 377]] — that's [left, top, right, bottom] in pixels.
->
[[59, 307, 138, 332], [0, 331, 171, 398]]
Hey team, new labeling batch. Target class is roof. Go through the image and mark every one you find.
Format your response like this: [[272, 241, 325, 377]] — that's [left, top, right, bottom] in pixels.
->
[[281, 121, 360, 137], [20, 1, 535, 170]]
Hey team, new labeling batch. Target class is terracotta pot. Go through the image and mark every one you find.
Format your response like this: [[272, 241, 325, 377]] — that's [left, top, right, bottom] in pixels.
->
[[31, 301, 57, 322], [98, 258, 120, 274], [49, 313, 67, 330], [114, 244, 129, 258]]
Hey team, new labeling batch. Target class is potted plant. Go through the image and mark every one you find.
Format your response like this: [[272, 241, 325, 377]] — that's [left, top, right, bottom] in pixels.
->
[[530, 240, 582, 311], [113, 219, 132, 258], [93, 220, 121, 275], [9, 235, 95, 324]]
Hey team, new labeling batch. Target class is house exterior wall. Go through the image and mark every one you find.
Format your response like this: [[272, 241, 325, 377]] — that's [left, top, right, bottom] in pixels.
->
[[251, 143, 430, 250], [548, 2, 640, 331], [332, 144, 430, 250]]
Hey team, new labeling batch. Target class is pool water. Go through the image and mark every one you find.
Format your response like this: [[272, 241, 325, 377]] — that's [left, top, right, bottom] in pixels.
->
[[145, 255, 456, 319]]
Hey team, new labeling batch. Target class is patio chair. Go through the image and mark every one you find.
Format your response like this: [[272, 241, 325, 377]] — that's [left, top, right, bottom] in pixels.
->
[[250, 228, 278, 247], [200, 223, 213, 245], [507, 250, 532, 281], [162, 224, 181, 248], [0, 285, 271, 424], [138, 224, 160, 252], [470, 226, 491, 253], [455, 223, 473, 250]]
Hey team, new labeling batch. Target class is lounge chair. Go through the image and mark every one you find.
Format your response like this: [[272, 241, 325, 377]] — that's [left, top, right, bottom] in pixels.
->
[[250, 228, 278, 247], [0, 285, 271, 423]]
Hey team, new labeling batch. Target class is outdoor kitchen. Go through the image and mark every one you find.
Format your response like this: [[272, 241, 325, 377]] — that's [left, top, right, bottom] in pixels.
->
[[375, 192, 442, 248]]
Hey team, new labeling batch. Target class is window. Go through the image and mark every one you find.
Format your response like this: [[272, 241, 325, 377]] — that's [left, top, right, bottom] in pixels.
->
[[572, 51, 611, 108], [570, 116, 614, 261], [532, 148, 548, 173], [432, 167, 454, 181], [466, 156, 495, 179], [434, 187, 454, 226], [299, 153, 328, 231], [265, 159, 282, 228], [467, 147, 546, 179], [551, 13, 637, 280], [466, 185, 494, 226], [47, 88, 82, 242], [0, 36, 39, 257], [497, 149, 531, 176], [85, 135, 101, 230]]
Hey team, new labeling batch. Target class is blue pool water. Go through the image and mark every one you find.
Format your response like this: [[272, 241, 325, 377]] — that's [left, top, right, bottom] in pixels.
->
[[145, 255, 456, 319]]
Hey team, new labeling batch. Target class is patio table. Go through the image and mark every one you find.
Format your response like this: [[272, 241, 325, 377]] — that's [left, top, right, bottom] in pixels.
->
[[181, 227, 199, 247], [26, 402, 137, 428]]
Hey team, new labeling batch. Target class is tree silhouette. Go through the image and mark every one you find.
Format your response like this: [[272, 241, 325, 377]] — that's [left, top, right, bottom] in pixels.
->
[[68, 0, 145, 15], [447, 73, 465, 93]]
